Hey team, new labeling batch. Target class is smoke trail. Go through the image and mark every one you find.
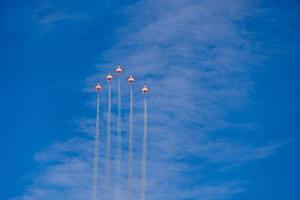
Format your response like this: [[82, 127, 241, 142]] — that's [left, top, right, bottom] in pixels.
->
[[104, 83, 112, 200], [127, 85, 134, 200], [115, 76, 122, 200], [92, 91, 100, 200], [141, 95, 148, 200]]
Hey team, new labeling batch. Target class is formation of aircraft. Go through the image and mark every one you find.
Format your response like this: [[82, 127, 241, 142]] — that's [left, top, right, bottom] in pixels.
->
[[95, 65, 150, 94]]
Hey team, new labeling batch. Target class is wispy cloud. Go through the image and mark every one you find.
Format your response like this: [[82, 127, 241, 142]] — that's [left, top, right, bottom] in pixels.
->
[[13, 0, 288, 199], [33, 1, 89, 28], [38, 11, 89, 25]]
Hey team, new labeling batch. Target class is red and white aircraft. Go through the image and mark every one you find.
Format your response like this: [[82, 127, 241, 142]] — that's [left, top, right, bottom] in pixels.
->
[[127, 75, 135, 84], [114, 65, 123, 75], [95, 82, 103, 92], [105, 73, 114, 82], [141, 84, 149, 94]]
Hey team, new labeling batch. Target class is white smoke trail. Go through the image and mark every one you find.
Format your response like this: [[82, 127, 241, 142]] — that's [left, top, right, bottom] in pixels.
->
[[92, 91, 100, 200], [104, 83, 112, 200], [127, 85, 134, 200], [115, 76, 122, 200], [141, 95, 148, 200]]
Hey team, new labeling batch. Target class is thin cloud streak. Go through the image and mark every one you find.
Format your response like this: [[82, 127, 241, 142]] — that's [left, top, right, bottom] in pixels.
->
[[38, 11, 89, 25]]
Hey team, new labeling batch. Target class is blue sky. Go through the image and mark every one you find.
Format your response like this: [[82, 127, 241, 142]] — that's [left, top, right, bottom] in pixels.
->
[[0, 0, 299, 199]]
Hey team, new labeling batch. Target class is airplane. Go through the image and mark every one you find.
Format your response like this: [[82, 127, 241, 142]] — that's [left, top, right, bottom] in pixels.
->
[[95, 82, 103, 91], [127, 75, 135, 84], [141, 84, 149, 94], [114, 65, 123, 75], [106, 73, 114, 82]]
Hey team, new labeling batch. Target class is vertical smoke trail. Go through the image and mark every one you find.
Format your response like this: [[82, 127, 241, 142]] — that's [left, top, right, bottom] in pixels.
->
[[115, 76, 122, 200], [141, 95, 148, 200], [127, 85, 134, 200], [92, 91, 100, 200], [104, 82, 112, 200]]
